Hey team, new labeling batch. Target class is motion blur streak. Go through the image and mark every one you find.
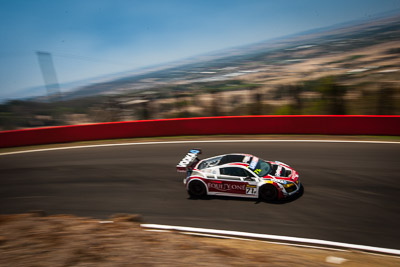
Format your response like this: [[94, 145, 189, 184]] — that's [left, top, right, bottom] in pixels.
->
[[1, 141, 399, 249], [36, 51, 61, 101]]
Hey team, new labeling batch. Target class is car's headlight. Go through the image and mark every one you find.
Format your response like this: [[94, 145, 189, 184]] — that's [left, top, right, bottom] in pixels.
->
[[283, 182, 296, 188], [276, 179, 295, 188]]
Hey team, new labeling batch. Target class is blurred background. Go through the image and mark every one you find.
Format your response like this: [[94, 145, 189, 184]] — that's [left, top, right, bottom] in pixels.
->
[[0, 0, 400, 131]]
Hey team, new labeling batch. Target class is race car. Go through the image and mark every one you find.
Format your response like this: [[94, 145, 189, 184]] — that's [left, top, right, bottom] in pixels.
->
[[177, 149, 301, 201]]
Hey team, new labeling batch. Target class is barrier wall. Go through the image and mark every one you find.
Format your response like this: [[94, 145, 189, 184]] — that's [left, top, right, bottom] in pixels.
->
[[1, 115, 399, 148]]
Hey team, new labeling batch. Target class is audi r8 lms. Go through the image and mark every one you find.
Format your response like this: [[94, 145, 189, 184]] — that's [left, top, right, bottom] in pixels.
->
[[177, 149, 301, 201]]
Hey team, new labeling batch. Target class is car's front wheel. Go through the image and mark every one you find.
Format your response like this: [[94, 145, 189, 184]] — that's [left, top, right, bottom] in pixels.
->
[[188, 180, 206, 198], [259, 184, 278, 201]]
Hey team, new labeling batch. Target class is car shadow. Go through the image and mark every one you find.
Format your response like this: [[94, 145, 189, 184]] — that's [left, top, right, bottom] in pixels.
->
[[187, 184, 304, 204]]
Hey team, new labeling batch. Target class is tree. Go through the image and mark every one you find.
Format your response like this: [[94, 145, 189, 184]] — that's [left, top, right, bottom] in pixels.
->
[[317, 77, 347, 115], [377, 86, 395, 115]]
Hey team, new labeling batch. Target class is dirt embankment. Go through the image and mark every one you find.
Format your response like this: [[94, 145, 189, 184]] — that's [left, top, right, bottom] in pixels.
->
[[0, 213, 399, 267]]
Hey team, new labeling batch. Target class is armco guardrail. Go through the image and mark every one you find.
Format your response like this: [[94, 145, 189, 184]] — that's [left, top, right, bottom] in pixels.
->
[[0, 115, 399, 148]]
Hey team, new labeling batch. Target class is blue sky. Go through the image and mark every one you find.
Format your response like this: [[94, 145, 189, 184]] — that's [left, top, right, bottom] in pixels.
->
[[1, 0, 400, 100]]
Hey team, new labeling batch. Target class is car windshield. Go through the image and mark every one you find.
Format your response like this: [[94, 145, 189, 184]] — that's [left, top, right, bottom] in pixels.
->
[[248, 157, 272, 177]]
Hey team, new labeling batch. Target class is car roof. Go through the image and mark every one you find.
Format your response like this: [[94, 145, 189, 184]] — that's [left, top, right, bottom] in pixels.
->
[[218, 154, 248, 165], [198, 153, 252, 169]]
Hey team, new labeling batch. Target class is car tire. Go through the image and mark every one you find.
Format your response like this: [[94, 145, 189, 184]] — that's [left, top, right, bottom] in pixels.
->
[[259, 184, 278, 201], [188, 180, 206, 198]]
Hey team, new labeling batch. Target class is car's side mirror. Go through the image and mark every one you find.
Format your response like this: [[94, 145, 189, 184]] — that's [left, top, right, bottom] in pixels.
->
[[244, 176, 254, 181]]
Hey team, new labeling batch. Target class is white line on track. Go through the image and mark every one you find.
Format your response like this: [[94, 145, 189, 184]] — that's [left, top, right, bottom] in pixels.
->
[[0, 139, 399, 156], [179, 232, 347, 251], [141, 224, 400, 257]]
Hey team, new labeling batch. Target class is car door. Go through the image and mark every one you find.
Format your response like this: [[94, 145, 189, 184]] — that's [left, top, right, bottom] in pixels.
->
[[210, 166, 258, 196]]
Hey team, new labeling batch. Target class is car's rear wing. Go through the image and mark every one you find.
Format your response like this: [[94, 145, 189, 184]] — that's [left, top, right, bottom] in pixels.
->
[[176, 149, 202, 173]]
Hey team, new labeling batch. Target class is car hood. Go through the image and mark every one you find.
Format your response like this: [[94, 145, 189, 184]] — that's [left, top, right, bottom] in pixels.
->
[[265, 161, 298, 181]]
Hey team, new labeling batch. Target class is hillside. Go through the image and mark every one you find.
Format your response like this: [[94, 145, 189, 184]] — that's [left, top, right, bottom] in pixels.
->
[[0, 13, 399, 130]]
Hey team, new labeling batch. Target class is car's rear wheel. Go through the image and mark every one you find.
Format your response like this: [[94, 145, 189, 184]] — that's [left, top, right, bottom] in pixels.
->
[[259, 184, 278, 201], [188, 180, 206, 198]]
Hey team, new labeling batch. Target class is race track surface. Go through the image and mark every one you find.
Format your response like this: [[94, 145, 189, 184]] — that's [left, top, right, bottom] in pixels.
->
[[0, 141, 399, 249]]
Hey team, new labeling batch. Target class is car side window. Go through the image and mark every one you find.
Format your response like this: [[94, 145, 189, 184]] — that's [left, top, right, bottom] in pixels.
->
[[244, 169, 256, 177], [197, 156, 222, 169], [220, 167, 248, 177]]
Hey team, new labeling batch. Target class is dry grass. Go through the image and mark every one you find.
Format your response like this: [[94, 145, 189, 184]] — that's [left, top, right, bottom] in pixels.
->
[[238, 40, 400, 87], [0, 213, 399, 267]]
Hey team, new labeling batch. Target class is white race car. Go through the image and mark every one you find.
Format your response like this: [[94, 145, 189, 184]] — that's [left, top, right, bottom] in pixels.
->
[[177, 149, 301, 201]]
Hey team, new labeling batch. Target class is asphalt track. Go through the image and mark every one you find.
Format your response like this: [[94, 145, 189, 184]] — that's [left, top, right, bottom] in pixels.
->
[[0, 141, 399, 249]]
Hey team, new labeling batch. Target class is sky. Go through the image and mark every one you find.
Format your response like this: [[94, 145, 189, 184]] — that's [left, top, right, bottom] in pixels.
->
[[1, 0, 400, 101]]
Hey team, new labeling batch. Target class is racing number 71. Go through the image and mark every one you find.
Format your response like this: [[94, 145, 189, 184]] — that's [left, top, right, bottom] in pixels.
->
[[246, 187, 257, 194]]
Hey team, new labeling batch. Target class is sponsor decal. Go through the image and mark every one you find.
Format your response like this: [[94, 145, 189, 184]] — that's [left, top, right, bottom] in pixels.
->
[[178, 152, 198, 167], [275, 179, 287, 185], [253, 168, 261, 175], [275, 166, 283, 177], [249, 157, 259, 169], [243, 156, 251, 163], [207, 182, 246, 192]]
